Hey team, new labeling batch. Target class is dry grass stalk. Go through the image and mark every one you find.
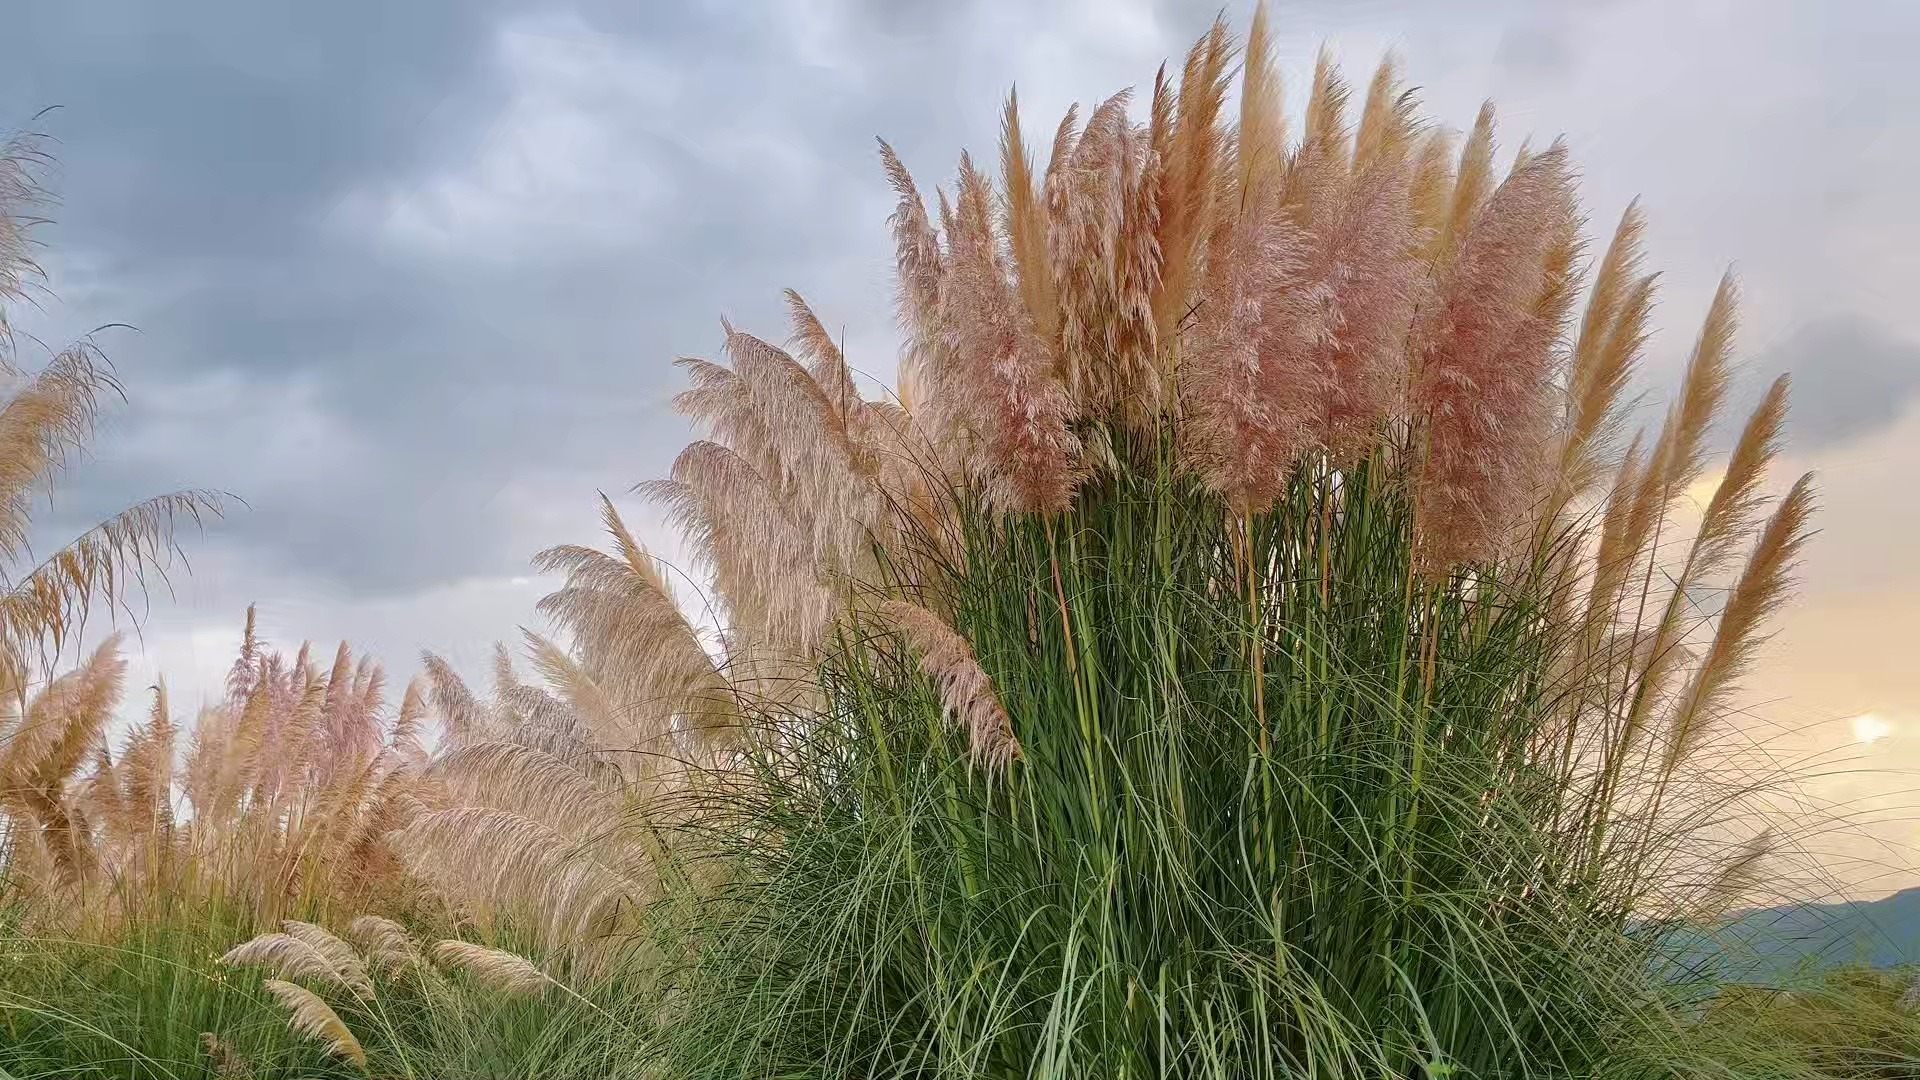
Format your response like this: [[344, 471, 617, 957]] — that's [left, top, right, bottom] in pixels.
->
[[644, 439, 837, 652], [0, 128, 51, 350], [220, 920, 372, 996], [1549, 202, 1655, 519], [347, 913, 427, 976], [1000, 90, 1059, 348], [0, 137, 225, 697], [1619, 377, 1790, 755], [1150, 17, 1230, 346], [535, 498, 733, 741], [1352, 56, 1417, 178], [783, 289, 861, 424], [0, 637, 125, 883], [198, 1032, 253, 1079]]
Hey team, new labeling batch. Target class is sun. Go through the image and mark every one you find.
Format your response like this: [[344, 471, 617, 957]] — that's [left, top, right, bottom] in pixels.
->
[[1849, 712, 1895, 745]]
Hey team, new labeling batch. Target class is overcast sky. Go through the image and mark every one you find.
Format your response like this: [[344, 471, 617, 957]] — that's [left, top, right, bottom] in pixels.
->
[[9, 0, 1920, 895]]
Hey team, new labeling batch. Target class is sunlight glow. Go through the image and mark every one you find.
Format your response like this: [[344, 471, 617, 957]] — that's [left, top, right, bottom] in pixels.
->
[[1850, 712, 1895, 744]]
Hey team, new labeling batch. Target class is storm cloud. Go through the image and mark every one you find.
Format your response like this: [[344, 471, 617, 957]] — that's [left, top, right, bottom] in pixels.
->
[[4, 0, 1917, 709]]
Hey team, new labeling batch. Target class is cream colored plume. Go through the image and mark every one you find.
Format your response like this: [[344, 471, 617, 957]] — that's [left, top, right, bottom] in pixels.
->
[[1617, 374, 1790, 758], [0, 636, 126, 883], [783, 289, 862, 423], [878, 600, 1019, 770], [432, 939, 551, 996], [346, 914, 426, 976], [1150, 17, 1230, 345], [260, 979, 366, 1069], [429, 739, 624, 840], [643, 439, 838, 654], [674, 328, 882, 580], [1659, 474, 1816, 779], [1547, 201, 1655, 521], [535, 496, 734, 739], [1041, 90, 1156, 435], [391, 803, 646, 951], [0, 129, 48, 345], [220, 921, 371, 996], [422, 650, 502, 750]]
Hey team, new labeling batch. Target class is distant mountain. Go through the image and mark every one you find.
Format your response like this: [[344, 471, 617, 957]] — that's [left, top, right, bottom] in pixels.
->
[[1667, 887, 1920, 986]]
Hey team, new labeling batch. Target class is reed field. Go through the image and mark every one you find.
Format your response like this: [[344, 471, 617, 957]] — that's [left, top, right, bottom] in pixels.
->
[[3, 10, 1915, 1078]]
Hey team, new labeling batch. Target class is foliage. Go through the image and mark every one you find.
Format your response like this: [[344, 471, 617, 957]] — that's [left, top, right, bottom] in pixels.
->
[[1688, 970, 1920, 1078], [0, 908, 644, 1079]]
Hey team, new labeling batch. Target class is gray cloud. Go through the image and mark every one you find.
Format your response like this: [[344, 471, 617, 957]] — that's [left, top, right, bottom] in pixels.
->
[[6, 0, 1917, 645], [1738, 317, 1920, 451], [9, 0, 907, 594]]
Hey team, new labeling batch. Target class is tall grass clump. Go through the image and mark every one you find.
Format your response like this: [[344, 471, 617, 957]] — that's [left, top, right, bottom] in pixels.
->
[[482, 12, 1827, 1078], [3, 608, 432, 938], [0, 612, 451, 1078], [203, 915, 649, 1079], [1694, 969, 1920, 1077]]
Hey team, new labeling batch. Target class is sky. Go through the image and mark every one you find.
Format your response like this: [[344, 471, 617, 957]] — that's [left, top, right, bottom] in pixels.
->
[[7, 0, 1920, 896]]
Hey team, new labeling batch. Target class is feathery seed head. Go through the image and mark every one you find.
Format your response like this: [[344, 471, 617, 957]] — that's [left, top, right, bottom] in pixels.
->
[[878, 600, 1020, 771], [260, 979, 366, 1069], [432, 939, 551, 996]]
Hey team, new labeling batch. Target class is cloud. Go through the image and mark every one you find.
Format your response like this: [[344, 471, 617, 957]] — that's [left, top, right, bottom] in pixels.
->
[[7, 0, 1194, 607], [1492, 13, 1576, 88], [1739, 316, 1920, 451], [10, 0, 1920, 789], [357, 14, 684, 257]]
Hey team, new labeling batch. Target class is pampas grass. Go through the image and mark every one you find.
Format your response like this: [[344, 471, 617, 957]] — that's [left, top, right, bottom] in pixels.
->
[[3, 608, 432, 935], [220, 922, 372, 997], [877, 599, 1020, 771], [0, 129, 223, 713], [207, 912, 607, 1075], [0, 11, 1876, 1078], [349, 914, 429, 977], [601, 10, 1827, 1077]]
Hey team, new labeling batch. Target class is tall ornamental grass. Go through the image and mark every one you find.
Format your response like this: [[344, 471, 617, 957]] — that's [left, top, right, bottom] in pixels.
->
[[554, 12, 1818, 1078]]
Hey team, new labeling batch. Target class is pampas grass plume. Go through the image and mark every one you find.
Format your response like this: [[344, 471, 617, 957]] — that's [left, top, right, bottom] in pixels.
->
[[260, 979, 366, 1069], [879, 600, 1020, 770], [432, 939, 551, 996]]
